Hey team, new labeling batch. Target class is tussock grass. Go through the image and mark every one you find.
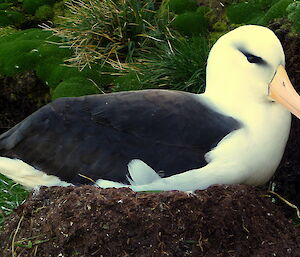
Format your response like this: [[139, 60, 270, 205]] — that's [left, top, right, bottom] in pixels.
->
[[46, 0, 171, 70], [137, 36, 209, 93], [114, 36, 210, 93]]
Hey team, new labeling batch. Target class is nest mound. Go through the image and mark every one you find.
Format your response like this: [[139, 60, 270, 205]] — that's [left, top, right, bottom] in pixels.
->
[[0, 185, 299, 257]]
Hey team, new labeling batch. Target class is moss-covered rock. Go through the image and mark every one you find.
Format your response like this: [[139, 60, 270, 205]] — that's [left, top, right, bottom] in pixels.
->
[[35, 4, 54, 20], [226, 1, 265, 24], [35, 60, 79, 88], [0, 28, 109, 100], [0, 0, 64, 28], [258, 0, 293, 25], [226, 0, 293, 25], [0, 10, 24, 26], [166, 0, 198, 14], [172, 11, 208, 36], [22, 0, 56, 15], [287, 1, 300, 33], [113, 71, 143, 92], [51, 77, 101, 99], [196, 5, 210, 16], [0, 29, 65, 76]]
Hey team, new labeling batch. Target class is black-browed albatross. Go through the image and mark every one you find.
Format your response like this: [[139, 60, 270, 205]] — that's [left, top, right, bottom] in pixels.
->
[[0, 25, 300, 191]]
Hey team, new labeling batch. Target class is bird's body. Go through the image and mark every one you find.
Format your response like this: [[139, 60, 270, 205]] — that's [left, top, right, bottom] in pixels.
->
[[0, 25, 299, 191]]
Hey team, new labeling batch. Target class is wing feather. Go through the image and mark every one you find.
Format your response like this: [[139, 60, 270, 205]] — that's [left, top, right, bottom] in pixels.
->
[[0, 90, 241, 185]]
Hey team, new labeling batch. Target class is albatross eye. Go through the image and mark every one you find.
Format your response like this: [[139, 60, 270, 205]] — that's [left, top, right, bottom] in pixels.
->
[[244, 53, 265, 64]]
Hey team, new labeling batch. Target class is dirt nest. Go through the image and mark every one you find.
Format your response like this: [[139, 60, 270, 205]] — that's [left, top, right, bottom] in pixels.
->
[[0, 185, 299, 257]]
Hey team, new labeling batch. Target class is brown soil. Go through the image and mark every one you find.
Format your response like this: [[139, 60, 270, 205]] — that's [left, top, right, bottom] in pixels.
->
[[0, 185, 299, 257], [268, 20, 300, 213], [0, 71, 49, 134]]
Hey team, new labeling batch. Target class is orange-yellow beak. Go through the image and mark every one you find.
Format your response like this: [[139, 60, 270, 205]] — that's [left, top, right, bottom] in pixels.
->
[[269, 65, 300, 119]]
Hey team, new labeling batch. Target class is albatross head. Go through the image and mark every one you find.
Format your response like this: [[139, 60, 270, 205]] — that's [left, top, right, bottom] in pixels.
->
[[204, 25, 300, 119]]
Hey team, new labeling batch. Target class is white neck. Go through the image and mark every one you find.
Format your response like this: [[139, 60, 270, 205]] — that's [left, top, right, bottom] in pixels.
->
[[197, 89, 291, 186]]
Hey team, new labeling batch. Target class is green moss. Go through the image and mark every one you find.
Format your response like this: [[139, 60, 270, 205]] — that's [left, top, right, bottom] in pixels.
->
[[212, 21, 228, 32], [287, 1, 300, 33], [22, 0, 56, 14], [0, 28, 53, 43], [226, 0, 293, 25], [0, 39, 41, 75], [257, 0, 277, 9], [52, 77, 101, 99], [167, 0, 198, 14], [0, 0, 18, 3], [226, 1, 264, 24], [0, 0, 65, 28], [36, 44, 71, 59], [0, 29, 66, 76], [0, 10, 24, 26], [196, 6, 210, 16], [113, 72, 143, 92], [35, 4, 54, 20], [258, 0, 293, 25], [0, 3, 10, 9], [0, 28, 111, 100], [172, 12, 208, 36], [208, 31, 226, 45], [80, 64, 114, 89], [36, 61, 80, 88]]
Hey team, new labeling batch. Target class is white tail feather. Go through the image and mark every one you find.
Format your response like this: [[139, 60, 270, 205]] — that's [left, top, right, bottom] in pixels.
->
[[0, 157, 71, 188]]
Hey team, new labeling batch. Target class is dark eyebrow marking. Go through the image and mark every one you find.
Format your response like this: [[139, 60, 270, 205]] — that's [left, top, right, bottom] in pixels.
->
[[238, 48, 267, 65]]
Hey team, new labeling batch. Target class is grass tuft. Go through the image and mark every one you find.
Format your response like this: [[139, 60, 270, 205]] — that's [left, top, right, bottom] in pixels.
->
[[114, 36, 209, 93], [137, 36, 209, 93], [0, 175, 28, 227], [46, 0, 171, 70]]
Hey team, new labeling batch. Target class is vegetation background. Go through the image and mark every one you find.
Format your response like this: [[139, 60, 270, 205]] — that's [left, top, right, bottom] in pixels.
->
[[0, 0, 300, 226]]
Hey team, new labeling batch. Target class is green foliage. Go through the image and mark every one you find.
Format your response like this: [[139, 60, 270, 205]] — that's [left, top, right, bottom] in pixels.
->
[[0, 0, 64, 28], [0, 28, 51, 42], [172, 11, 208, 36], [36, 59, 113, 98], [0, 29, 63, 76], [0, 29, 51, 76], [119, 36, 209, 93], [226, 0, 293, 25], [0, 28, 109, 99], [0, 174, 28, 227], [226, 1, 265, 24], [52, 77, 101, 99], [22, 0, 56, 14], [167, 0, 198, 14], [0, 3, 11, 10], [287, 1, 300, 33], [113, 72, 144, 92], [196, 5, 210, 16], [36, 60, 80, 88], [259, 0, 293, 25], [35, 5, 54, 20], [0, 10, 24, 26], [50, 0, 171, 69]]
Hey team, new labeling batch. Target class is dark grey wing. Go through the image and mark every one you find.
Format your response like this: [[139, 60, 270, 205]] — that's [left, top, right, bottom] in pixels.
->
[[0, 90, 241, 185]]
